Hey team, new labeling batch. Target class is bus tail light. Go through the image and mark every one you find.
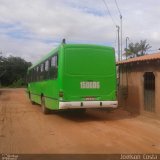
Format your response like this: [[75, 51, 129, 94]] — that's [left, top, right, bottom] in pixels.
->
[[59, 91, 64, 97]]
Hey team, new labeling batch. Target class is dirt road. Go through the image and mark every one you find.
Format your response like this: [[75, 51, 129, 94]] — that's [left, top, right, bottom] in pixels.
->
[[0, 88, 160, 154]]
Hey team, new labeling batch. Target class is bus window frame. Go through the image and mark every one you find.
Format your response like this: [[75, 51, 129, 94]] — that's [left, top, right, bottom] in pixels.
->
[[50, 53, 58, 79]]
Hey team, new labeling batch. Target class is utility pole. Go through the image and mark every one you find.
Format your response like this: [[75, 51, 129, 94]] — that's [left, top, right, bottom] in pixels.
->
[[125, 37, 129, 60], [120, 15, 123, 60], [116, 25, 120, 62]]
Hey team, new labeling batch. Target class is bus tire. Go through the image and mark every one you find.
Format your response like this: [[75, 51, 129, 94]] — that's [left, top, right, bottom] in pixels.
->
[[41, 96, 50, 114], [29, 92, 36, 105], [31, 101, 36, 105]]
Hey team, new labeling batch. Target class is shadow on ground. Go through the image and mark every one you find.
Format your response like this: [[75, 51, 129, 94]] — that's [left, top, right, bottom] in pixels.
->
[[30, 101, 138, 123], [53, 108, 138, 123]]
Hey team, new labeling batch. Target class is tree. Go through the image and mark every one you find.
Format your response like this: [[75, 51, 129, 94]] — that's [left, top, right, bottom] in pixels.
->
[[0, 52, 7, 79], [139, 40, 152, 56], [0, 54, 32, 86], [124, 40, 151, 58]]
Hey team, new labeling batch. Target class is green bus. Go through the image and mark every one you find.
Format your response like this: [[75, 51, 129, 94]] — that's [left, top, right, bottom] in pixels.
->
[[27, 42, 117, 114]]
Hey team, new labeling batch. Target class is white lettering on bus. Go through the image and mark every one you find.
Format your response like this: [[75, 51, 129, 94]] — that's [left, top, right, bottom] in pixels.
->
[[80, 82, 100, 89]]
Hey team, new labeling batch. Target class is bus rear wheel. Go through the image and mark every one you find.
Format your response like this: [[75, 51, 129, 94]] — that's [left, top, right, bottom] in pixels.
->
[[29, 92, 36, 105], [41, 97, 50, 114]]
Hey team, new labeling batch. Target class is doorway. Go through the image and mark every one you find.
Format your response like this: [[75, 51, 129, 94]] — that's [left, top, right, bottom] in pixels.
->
[[144, 72, 155, 112]]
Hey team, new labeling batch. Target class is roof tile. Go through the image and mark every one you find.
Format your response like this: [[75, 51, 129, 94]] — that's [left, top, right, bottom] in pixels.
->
[[117, 52, 160, 65]]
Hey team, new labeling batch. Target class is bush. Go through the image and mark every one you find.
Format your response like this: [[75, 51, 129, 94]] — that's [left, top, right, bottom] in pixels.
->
[[10, 79, 25, 88]]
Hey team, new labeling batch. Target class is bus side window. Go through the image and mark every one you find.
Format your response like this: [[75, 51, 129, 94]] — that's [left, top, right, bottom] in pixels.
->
[[30, 70, 31, 82], [36, 66, 39, 81], [48, 59, 51, 78], [40, 63, 44, 80], [50, 54, 58, 79], [45, 60, 49, 79], [34, 68, 37, 82], [33, 68, 35, 82], [28, 71, 30, 83], [29, 69, 35, 82], [38, 66, 41, 81], [30, 70, 33, 82]]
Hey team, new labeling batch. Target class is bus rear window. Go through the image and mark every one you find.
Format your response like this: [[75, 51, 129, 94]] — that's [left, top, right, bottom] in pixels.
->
[[64, 48, 115, 76]]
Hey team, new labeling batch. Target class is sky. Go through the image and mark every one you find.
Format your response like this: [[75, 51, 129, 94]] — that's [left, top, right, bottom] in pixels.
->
[[0, 0, 160, 62]]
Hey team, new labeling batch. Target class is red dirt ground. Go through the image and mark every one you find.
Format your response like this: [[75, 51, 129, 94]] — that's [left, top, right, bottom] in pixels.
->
[[0, 88, 160, 154]]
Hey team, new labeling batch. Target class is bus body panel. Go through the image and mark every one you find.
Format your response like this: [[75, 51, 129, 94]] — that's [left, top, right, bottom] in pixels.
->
[[28, 46, 61, 109], [61, 45, 116, 102], [27, 44, 117, 110], [28, 80, 60, 110]]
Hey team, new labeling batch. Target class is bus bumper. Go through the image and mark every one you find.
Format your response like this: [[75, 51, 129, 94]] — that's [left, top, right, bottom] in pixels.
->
[[59, 101, 118, 109]]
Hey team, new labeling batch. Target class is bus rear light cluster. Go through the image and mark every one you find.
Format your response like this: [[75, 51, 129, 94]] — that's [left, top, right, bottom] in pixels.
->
[[59, 91, 64, 97]]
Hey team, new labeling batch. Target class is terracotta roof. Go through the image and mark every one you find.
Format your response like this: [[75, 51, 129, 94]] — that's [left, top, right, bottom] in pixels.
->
[[117, 52, 160, 65]]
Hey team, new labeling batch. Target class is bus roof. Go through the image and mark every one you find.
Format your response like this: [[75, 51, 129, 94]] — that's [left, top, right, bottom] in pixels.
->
[[63, 44, 114, 50], [28, 46, 59, 71], [28, 44, 114, 71]]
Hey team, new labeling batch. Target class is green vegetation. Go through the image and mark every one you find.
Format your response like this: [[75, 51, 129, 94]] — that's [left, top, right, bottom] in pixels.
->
[[0, 52, 32, 87], [124, 40, 152, 58]]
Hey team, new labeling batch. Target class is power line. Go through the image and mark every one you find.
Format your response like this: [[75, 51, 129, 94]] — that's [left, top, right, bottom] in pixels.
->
[[114, 0, 123, 60], [115, 0, 122, 16], [101, 0, 120, 61], [102, 0, 117, 26]]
